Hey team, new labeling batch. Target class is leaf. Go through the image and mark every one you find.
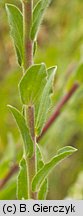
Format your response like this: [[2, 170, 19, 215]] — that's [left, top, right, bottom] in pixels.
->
[[17, 158, 28, 199], [31, 0, 52, 40], [35, 66, 57, 135], [36, 144, 44, 171], [8, 105, 33, 158], [36, 144, 48, 200], [19, 63, 47, 106], [33, 41, 37, 56], [19, 64, 57, 135], [5, 4, 23, 66], [32, 146, 77, 192], [38, 179, 48, 200]]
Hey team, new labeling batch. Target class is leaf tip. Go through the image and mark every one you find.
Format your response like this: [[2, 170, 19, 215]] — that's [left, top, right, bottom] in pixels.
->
[[5, 3, 13, 11], [52, 65, 57, 76], [57, 146, 78, 155], [41, 62, 46, 69], [7, 104, 12, 109]]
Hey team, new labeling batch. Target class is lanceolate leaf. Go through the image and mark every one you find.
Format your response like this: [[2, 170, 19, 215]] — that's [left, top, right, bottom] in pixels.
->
[[19, 63, 47, 106], [35, 66, 57, 135], [19, 64, 57, 135], [36, 144, 48, 200], [6, 4, 23, 66], [32, 146, 77, 192], [8, 105, 33, 158], [31, 0, 52, 40], [17, 158, 28, 199]]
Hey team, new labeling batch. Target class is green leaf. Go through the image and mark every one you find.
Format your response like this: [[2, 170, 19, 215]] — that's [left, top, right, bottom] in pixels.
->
[[32, 146, 77, 192], [19, 63, 47, 106], [33, 41, 37, 56], [17, 158, 28, 199], [36, 145, 48, 200], [38, 179, 48, 200], [35, 66, 57, 135], [36, 144, 44, 171], [8, 105, 33, 158], [31, 0, 52, 40], [19, 64, 57, 135], [5, 4, 23, 66]]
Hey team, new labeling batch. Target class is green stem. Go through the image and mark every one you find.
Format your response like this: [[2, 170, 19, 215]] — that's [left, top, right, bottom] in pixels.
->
[[22, 0, 37, 199]]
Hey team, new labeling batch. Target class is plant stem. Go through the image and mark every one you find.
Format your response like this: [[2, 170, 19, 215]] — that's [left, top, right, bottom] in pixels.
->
[[27, 106, 37, 199], [27, 106, 35, 141], [0, 83, 79, 190], [22, 0, 37, 199], [22, 0, 33, 69]]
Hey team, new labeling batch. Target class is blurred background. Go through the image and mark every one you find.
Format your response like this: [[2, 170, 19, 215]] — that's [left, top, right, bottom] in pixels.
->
[[0, 0, 83, 199]]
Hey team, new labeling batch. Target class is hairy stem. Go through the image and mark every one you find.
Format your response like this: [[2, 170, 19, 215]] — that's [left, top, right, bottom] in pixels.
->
[[27, 106, 35, 141], [0, 83, 79, 191], [22, 0, 33, 69], [22, 0, 37, 199], [27, 106, 37, 199]]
